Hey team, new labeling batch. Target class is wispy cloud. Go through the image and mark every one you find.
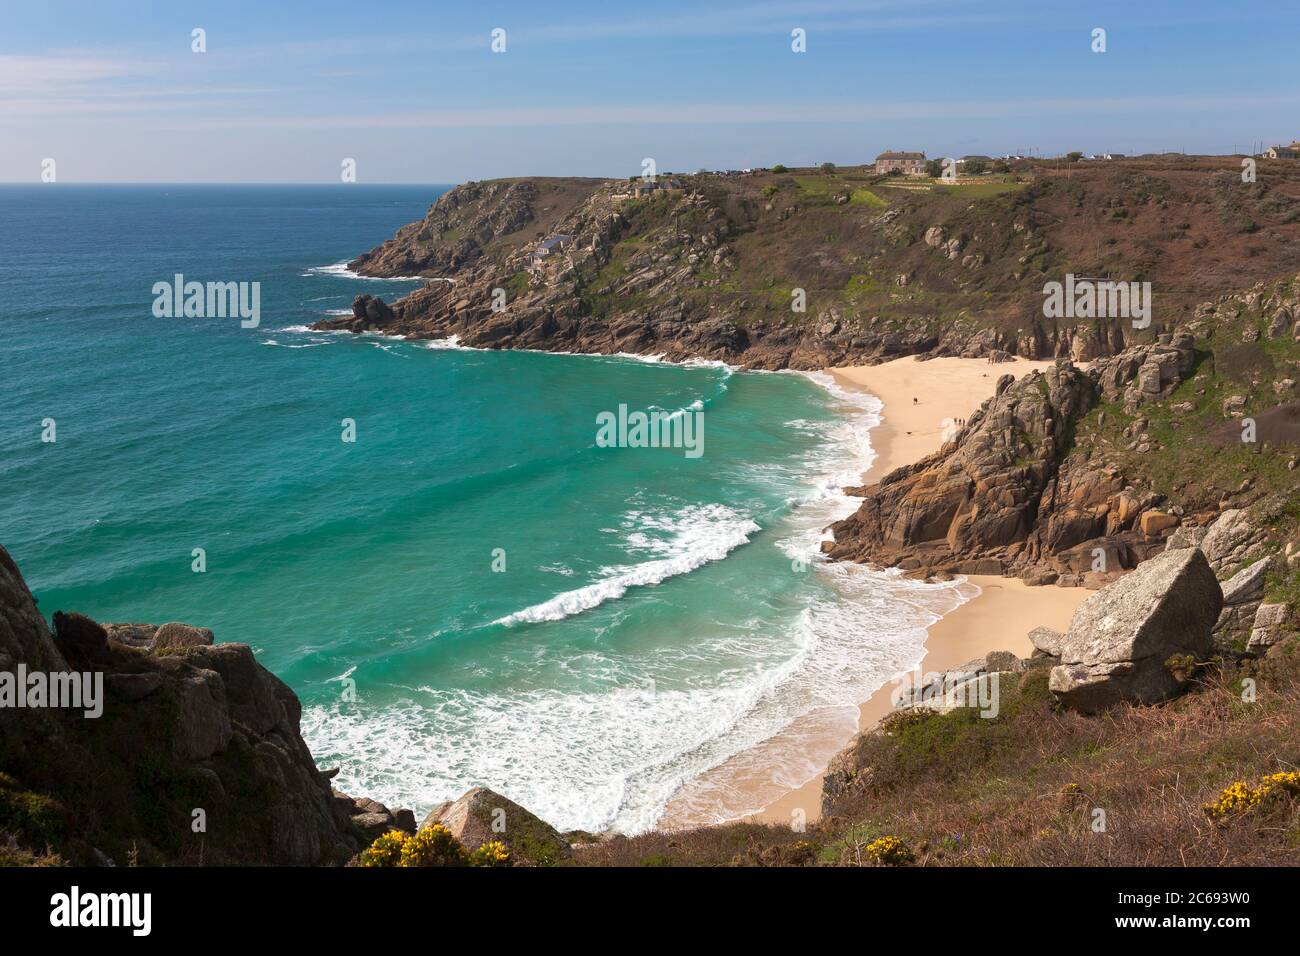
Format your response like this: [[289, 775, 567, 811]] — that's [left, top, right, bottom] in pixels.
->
[[60, 91, 1296, 130], [0, 55, 140, 94]]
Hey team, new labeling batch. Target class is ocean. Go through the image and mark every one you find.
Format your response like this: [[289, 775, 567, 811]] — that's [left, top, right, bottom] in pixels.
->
[[0, 184, 968, 833]]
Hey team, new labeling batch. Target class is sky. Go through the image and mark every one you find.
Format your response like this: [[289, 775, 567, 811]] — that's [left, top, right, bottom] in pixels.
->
[[3, 0, 1300, 183]]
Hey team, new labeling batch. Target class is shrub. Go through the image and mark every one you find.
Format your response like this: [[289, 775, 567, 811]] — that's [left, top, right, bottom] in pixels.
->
[[356, 830, 406, 867], [864, 835, 915, 866], [356, 825, 521, 867], [771, 164, 788, 174], [1205, 771, 1300, 819], [0, 775, 65, 847], [470, 839, 511, 867], [399, 824, 470, 867], [1165, 653, 1197, 683]]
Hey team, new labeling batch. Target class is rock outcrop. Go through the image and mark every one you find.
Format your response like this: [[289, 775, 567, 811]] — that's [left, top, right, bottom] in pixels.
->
[[419, 786, 570, 865], [350, 178, 543, 277], [1048, 548, 1223, 712], [1248, 603, 1291, 651], [1213, 556, 1272, 648], [0, 543, 406, 866], [892, 650, 1027, 714], [825, 334, 1202, 584], [317, 163, 1300, 371], [1200, 508, 1271, 575], [825, 361, 1097, 577]]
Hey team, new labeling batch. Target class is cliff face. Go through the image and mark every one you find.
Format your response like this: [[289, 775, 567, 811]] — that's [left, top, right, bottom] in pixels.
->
[[317, 157, 1300, 370], [824, 334, 1203, 585], [351, 178, 557, 277], [0, 545, 410, 866]]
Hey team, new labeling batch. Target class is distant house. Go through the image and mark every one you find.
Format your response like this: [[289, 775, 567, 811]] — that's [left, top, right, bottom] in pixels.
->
[[537, 234, 573, 253], [631, 178, 684, 198], [874, 150, 926, 176], [1264, 142, 1300, 159], [530, 234, 574, 268]]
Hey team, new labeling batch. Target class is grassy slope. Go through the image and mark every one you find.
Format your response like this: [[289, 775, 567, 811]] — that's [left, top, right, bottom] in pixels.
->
[[579, 642, 1300, 866], [535, 157, 1300, 356], [1069, 274, 1300, 613], [574, 245, 1300, 869]]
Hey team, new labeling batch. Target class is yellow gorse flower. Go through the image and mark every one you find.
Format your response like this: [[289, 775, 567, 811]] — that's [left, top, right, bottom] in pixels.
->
[[1204, 771, 1300, 818], [357, 824, 515, 867], [471, 839, 511, 867], [864, 835, 915, 866]]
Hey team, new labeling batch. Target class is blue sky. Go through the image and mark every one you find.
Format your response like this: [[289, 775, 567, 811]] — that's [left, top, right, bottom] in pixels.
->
[[4, 0, 1300, 182]]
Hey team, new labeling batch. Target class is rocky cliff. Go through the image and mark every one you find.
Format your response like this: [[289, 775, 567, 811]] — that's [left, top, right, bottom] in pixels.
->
[[316, 156, 1300, 370], [0, 544, 412, 866], [824, 334, 1202, 585]]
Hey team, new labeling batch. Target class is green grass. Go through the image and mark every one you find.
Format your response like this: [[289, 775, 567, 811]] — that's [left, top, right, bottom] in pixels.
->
[[843, 271, 886, 301], [931, 178, 1028, 199], [792, 175, 834, 197], [849, 188, 888, 208]]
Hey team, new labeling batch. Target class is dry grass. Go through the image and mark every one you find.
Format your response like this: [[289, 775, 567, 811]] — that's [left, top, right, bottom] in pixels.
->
[[579, 641, 1300, 866]]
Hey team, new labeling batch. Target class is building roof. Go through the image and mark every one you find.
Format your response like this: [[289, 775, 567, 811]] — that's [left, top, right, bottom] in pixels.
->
[[876, 151, 925, 161], [538, 234, 573, 250]]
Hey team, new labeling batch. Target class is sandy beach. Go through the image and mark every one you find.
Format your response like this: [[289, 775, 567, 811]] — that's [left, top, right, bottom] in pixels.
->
[[658, 356, 1091, 830]]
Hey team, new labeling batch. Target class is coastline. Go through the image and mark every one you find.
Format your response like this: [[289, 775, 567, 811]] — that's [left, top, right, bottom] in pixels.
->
[[658, 356, 1091, 830]]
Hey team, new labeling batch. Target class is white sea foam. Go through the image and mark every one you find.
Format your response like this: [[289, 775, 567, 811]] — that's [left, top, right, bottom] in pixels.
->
[[261, 336, 333, 349], [657, 569, 974, 829], [301, 568, 973, 835], [302, 261, 436, 281], [299, 355, 964, 836], [494, 503, 759, 626], [422, 335, 465, 350]]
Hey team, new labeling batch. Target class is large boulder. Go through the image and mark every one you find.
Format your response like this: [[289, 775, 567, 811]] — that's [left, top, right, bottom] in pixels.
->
[[0, 541, 402, 866], [1212, 557, 1271, 647], [0, 547, 67, 763], [1028, 625, 1065, 658], [1049, 548, 1223, 712], [151, 621, 215, 651], [1200, 509, 1268, 574], [420, 787, 570, 865], [1248, 603, 1289, 652]]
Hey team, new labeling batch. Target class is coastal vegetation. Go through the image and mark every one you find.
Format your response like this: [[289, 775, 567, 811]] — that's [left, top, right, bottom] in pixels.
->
[[4, 156, 1299, 869]]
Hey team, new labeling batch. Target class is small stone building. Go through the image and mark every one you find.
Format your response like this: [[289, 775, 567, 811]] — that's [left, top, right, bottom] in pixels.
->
[[1264, 142, 1300, 160], [874, 150, 927, 175]]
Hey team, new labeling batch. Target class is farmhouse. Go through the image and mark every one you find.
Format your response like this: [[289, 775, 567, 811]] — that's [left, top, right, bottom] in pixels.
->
[[1264, 142, 1300, 160], [874, 150, 926, 176]]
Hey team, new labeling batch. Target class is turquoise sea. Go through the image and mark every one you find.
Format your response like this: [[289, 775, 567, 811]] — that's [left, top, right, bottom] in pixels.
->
[[0, 184, 969, 832]]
